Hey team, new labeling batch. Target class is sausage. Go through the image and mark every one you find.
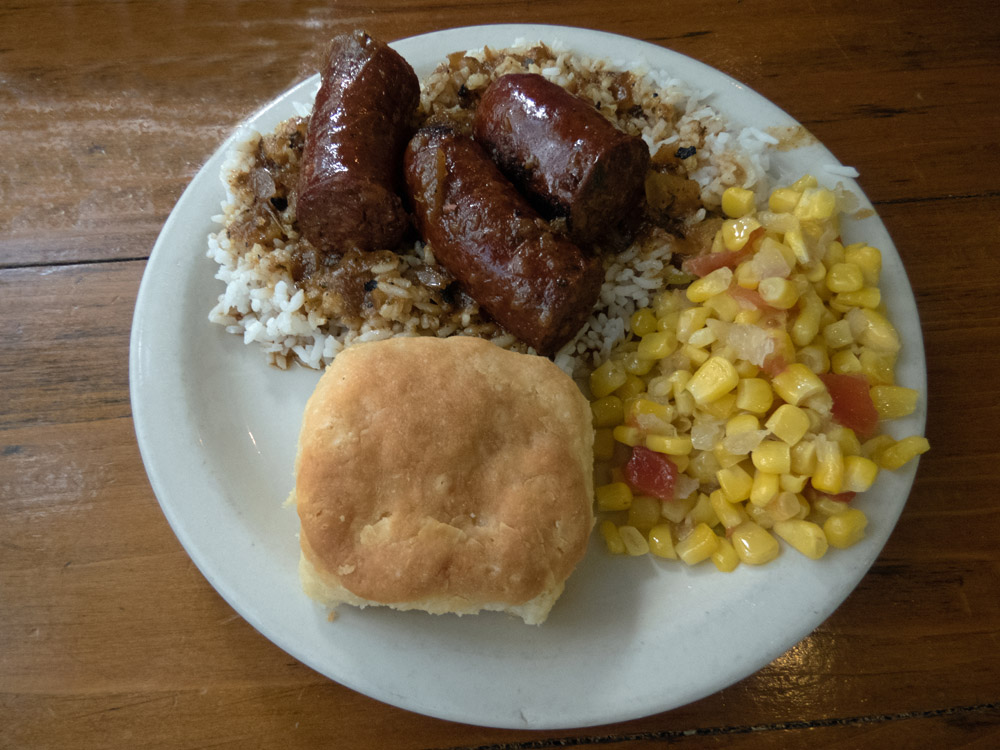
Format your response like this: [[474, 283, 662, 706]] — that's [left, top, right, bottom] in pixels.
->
[[472, 73, 651, 248], [403, 127, 603, 356], [296, 31, 419, 254]]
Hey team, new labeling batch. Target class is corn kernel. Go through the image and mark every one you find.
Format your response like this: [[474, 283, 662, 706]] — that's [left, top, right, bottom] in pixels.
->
[[700, 392, 737, 420], [627, 495, 662, 531], [630, 307, 658, 337], [772, 363, 827, 405], [765, 490, 801, 522], [703, 290, 742, 321], [637, 330, 677, 360], [823, 319, 854, 349], [752, 440, 792, 474], [643, 433, 689, 457], [830, 425, 862, 457], [844, 244, 882, 285], [687, 267, 734, 303], [711, 537, 741, 572], [812, 436, 844, 494], [654, 289, 684, 317], [615, 374, 646, 401], [722, 216, 762, 251], [749, 470, 780, 507], [621, 351, 655, 376], [831, 349, 863, 375], [596, 482, 633, 511], [722, 186, 756, 218], [758, 277, 800, 309], [687, 326, 717, 348], [710, 488, 749, 529], [687, 356, 740, 404], [825, 262, 865, 293], [736, 377, 773, 413], [769, 187, 802, 213], [716, 465, 753, 509], [847, 308, 901, 353], [791, 303, 822, 347], [861, 433, 896, 459], [734, 308, 764, 326], [590, 395, 624, 427], [612, 425, 643, 447], [765, 404, 810, 446], [790, 439, 818, 475], [859, 348, 897, 385], [687, 492, 720, 527], [774, 519, 828, 559], [784, 225, 810, 264], [791, 174, 819, 191], [619, 524, 651, 556], [843, 455, 879, 492], [727, 413, 761, 435], [676, 523, 719, 565], [794, 187, 837, 221], [797, 343, 830, 374], [677, 306, 712, 342], [661, 493, 697, 523], [730, 521, 780, 565], [870, 385, 919, 420], [780, 473, 809, 493], [594, 428, 616, 461], [876, 435, 930, 470], [648, 524, 677, 559], [824, 508, 868, 548], [833, 287, 881, 310], [630, 398, 672, 422], [600, 520, 626, 554], [811, 494, 849, 518], [590, 358, 627, 398]]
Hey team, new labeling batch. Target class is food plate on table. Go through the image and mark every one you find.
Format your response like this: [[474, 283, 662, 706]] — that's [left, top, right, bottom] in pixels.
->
[[129, 24, 927, 729]]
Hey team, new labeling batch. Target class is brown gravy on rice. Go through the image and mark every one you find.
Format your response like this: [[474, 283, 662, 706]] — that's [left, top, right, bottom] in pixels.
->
[[207, 42, 776, 376]]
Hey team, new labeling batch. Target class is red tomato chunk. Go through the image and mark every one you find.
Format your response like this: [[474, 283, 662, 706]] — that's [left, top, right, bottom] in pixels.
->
[[819, 373, 879, 439], [624, 446, 677, 501]]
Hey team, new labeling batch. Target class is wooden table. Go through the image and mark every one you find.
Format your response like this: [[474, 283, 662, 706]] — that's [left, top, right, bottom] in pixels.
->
[[2, 1, 998, 747]]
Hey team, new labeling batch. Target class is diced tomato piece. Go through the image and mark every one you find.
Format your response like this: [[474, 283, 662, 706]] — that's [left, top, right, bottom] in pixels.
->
[[623, 446, 678, 501], [819, 373, 879, 439], [761, 353, 788, 378], [726, 283, 768, 309], [804, 484, 857, 504], [682, 246, 752, 277]]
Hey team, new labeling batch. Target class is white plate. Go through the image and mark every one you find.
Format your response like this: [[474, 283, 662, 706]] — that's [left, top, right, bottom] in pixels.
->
[[130, 24, 927, 730]]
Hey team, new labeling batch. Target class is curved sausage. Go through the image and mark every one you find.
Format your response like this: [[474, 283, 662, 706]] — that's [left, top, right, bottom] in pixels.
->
[[472, 73, 650, 248], [403, 127, 603, 356], [296, 30, 419, 254]]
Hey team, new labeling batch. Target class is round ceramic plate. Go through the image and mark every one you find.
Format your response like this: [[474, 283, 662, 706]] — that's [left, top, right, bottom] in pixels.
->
[[130, 24, 927, 730]]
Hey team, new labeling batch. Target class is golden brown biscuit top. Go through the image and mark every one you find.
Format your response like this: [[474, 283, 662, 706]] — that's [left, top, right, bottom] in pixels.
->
[[295, 336, 594, 607]]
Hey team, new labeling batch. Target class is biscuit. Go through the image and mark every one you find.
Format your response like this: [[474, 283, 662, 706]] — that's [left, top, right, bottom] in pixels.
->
[[294, 336, 594, 624]]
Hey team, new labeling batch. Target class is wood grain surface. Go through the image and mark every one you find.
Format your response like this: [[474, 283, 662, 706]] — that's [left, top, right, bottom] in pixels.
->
[[2, 0, 999, 748]]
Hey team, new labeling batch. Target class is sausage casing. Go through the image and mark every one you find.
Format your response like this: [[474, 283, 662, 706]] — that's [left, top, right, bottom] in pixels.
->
[[472, 73, 650, 248], [403, 127, 602, 356], [297, 31, 419, 254]]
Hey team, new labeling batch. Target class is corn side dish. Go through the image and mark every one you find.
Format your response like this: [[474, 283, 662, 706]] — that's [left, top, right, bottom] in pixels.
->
[[590, 175, 929, 569]]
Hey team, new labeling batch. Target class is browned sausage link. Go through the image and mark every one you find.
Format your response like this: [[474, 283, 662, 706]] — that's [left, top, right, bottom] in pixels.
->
[[472, 73, 650, 248], [404, 127, 603, 356], [296, 30, 419, 254]]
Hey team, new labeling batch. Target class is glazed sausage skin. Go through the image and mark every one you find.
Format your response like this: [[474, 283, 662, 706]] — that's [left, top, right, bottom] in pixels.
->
[[404, 127, 603, 356], [472, 73, 650, 248], [297, 31, 419, 254]]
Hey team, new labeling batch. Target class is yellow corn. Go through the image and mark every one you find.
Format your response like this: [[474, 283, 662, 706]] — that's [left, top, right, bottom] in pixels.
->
[[648, 524, 677, 559], [687, 356, 740, 404], [749, 470, 780, 507], [794, 187, 837, 221], [637, 330, 677, 360], [736, 377, 773, 413], [766, 404, 811, 445], [843, 455, 879, 492], [595, 482, 633, 511], [622, 350, 655, 376], [848, 308, 901, 353], [833, 287, 881, 310], [825, 262, 865, 293], [615, 374, 645, 401], [700, 392, 737, 419], [677, 306, 712, 342], [752, 440, 792, 474], [681, 343, 711, 367], [676, 523, 719, 565], [590, 358, 627, 398], [619, 525, 651, 556], [844, 244, 882, 285], [627, 495, 662, 530], [811, 494, 851, 518], [646, 434, 693, 456], [590, 395, 623, 427], [859, 348, 897, 385], [653, 289, 684, 317], [734, 307, 764, 326], [711, 537, 741, 572], [812, 437, 844, 494], [594, 428, 616, 461], [716, 464, 753, 503], [687, 267, 734, 303], [630, 398, 672, 422], [768, 187, 801, 213], [661, 493, 697, 523], [870, 385, 919, 420], [730, 521, 780, 565], [861, 433, 896, 459], [780, 473, 809, 493], [722, 186, 756, 218], [823, 319, 854, 349], [797, 343, 830, 374], [790, 438, 818, 475], [722, 216, 762, 251], [758, 277, 800, 309], [612, 425, 643, 447], [876, 435, 931, 470], [703, 290, 742, 321], [831, 349, 863, 375], [630, 307, 659, 337], [600, 520, 626, 554], [824, 508, 868, 548], [766, 490, 801, 521], [727, 413, 761, 435], [687, 492, 720, 527], [773, 519, 829, 559], [710, 488, 749, 529], [772, 363, 827, 406]]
